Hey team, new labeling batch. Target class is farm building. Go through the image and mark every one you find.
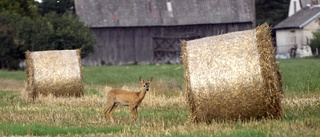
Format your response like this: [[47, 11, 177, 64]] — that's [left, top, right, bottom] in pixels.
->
[[75, 0, 255, 65], [273, 0, 320, 58]]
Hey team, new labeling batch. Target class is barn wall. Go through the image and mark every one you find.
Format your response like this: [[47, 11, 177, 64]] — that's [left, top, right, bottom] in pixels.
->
[[82, 23, 253, 66], [75, 0, 255, 28]]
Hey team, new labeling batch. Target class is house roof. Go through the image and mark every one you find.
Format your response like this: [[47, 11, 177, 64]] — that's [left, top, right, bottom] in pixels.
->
[[273, 6, 320, 30], [300, 0, 320, 8], [75, 0, 255, 28]]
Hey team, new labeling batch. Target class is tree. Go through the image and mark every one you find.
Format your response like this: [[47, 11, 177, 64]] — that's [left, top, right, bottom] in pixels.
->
[[0, 0, 38, 17], [0, 0, 94, 70], [0, 11, 94, 70], [310, 31, 320, 56], [37, 0, 75, 16], [0, 0, 39, 69], [39, 12, 94, 57], [0, 11, 23, 70], [15, 14, 53, 53], [256, 0, 290, 27]]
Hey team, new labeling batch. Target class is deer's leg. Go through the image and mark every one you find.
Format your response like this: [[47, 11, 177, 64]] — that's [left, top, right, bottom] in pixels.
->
[[103, 100, 114, 123], [108, 103, 118, 124], [134, 106, 138, 119], [129, 104, 136, 121]]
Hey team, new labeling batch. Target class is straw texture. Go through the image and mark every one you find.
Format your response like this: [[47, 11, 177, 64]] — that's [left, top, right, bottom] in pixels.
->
[[25, 49, 84, 100], [181, 23, 283, 123]]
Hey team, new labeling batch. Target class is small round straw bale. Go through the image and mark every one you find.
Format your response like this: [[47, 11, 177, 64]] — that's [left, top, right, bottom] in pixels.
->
[[25, 49, 84, 100], [181, 23, 283, 123]]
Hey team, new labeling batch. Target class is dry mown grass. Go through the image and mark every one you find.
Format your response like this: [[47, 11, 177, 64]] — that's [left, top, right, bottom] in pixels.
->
[[1, 79, 320, 136], [0, 79, 25, 91]]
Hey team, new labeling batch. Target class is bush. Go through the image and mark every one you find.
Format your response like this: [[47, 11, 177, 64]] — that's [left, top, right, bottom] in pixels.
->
[[310, 31, 320, 55]]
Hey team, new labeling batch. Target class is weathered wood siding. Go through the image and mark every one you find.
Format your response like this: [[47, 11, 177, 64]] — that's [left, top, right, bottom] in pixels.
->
[[75, 0, 255, 27], [82, 23, 253, 66]]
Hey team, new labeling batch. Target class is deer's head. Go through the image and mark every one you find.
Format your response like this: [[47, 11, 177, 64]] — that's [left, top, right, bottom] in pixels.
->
[[139, 76, 153, 92]]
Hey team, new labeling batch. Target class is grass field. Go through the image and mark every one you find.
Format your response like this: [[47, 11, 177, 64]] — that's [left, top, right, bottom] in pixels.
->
[[0, 58, 319, 136]]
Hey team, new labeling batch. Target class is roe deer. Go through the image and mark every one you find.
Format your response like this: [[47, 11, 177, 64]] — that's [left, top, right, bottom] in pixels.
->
[[103, 76, 153, 124]]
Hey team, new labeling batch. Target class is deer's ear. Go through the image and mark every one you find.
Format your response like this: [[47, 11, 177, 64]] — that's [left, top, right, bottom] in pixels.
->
[[148, 77, 153, 82], [139, 76, 144, 83]]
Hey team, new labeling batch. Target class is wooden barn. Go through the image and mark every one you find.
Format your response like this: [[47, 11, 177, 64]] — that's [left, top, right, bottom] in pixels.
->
[[75, 0, 256, 65]]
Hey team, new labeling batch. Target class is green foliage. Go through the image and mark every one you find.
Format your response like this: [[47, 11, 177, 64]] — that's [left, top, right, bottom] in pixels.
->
[[39, 12, 94, 57], [310, 31, 320, 54], [0, 11, 94, 70], [256, 0, 290, 26], [0, 0, 93, 70], [0, 11, 51, 70], [38, 0, 75, 16], [0, 11, 23, 70], [0, 0, 38, 17]]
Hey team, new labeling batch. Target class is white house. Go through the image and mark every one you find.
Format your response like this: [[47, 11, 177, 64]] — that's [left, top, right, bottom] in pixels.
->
[[273, 0, 320, 58], [288, 0, 320, 16]]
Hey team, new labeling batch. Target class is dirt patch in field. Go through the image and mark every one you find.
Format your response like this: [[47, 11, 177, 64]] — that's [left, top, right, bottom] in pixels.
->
[[0, 79, 24, 91]]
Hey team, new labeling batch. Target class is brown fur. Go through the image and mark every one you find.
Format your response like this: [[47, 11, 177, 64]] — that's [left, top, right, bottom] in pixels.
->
[[103, 76, 153, 124]]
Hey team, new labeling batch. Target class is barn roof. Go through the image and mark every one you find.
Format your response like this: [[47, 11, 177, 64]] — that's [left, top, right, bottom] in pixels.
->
[[75, 0, 255, 28], [273, 6, 320, 30]]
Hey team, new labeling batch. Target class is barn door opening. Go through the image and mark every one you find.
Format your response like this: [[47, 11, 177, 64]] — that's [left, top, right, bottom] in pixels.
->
[[153, 35, 200, 64]]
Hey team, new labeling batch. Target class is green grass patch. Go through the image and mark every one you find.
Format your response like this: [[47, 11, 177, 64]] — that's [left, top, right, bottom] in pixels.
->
[[0, 123, 122, 136], [285, 106, 320, 121], [165, 129, 267, 137], [0, 91, 20, 106], [0, 70, 25, 81], [0, 91, 17, 99], [0, 64, 184, 86], [84, 89, 101, 96], [83, 64, 184, 86], [220, 129, 267, 137], [278, 58, 320, 93], [140, 106, 189, 123], [165, 132, 214, 137], [106, 106, 189, 125]]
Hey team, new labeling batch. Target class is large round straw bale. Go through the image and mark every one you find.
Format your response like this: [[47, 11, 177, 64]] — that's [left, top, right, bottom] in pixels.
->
[[25, 49, 84, 100], [181, 23, 283, 123]]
